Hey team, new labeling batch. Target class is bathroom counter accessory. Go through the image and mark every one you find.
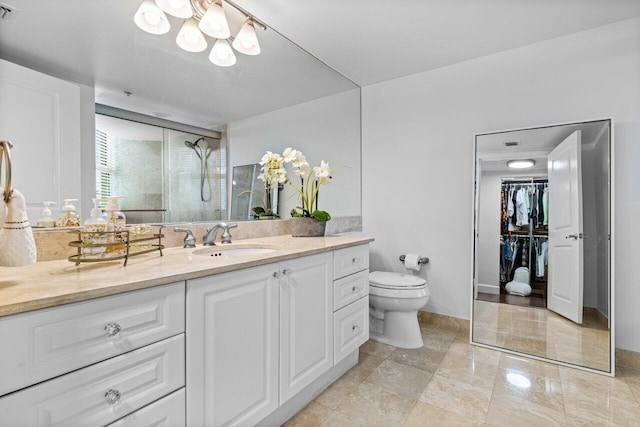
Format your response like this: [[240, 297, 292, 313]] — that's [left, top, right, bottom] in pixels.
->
[[67, 227, 165, 266]]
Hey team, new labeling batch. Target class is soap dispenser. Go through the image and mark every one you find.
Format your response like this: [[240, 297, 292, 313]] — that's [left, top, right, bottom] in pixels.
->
[[82, 198, 108, 254], [36, 201, 57, 228], [56, 199, 81, 227], [103, 196, 127, 252]]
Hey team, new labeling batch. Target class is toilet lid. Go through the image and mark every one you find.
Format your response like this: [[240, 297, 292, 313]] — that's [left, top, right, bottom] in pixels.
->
[[370, 271, 427, 289]]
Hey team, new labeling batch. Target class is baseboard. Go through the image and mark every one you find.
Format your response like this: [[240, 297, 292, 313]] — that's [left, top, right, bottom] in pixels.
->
[[477, 283, 500, 295], [616, 349, 640, 370]]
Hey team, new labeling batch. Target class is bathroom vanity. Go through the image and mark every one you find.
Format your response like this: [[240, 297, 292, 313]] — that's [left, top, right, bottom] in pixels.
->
[[0, 235, 372, 426]]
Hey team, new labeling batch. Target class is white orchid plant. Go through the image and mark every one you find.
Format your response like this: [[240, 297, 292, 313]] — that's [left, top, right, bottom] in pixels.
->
[[251, 151, 289, 217], [282, 147, 333, 222], [254, 148, 334, 221]]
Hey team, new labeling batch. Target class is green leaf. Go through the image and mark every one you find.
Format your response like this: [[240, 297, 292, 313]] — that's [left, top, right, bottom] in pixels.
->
[[311, 210, 331, 222], [290, 208, 301, 217], [252, 206, 266, 215]]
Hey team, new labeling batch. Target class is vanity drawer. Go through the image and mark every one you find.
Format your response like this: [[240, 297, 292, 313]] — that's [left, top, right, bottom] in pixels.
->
[[108, 388, 185, 427], [0, 334, 185, 427], [333, 245, 369, 280], [333, 269, 369, 311], [0, 281, 185, 396], [333, 297, 369, 364]]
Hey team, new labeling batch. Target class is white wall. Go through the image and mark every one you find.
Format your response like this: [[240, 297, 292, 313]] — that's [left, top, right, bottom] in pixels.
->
[[227, 89, 361, 219], [476, 171, 501, 291], [0, 59, 95, 220], [362, 18, 640, 351]]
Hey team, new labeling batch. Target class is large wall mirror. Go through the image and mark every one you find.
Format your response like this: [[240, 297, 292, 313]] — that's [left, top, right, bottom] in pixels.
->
[[472, 119, 614, 374], [0, 1, 361, 224]]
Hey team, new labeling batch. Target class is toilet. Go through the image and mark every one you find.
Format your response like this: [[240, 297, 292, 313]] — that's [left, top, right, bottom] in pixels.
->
[[369, 271, 430, 349]]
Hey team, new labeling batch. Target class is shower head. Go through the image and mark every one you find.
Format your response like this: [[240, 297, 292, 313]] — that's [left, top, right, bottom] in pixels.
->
[[185, 137, 205, 149]]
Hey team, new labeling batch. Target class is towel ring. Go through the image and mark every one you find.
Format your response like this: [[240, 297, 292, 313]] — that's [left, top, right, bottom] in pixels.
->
[[0, 140, 13, 203]]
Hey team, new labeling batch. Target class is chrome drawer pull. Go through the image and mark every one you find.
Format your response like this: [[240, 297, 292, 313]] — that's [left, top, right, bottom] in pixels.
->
[[352, 258, 357, 263], [105, 389, 121, 405], [352, 286, 358, 293], [352, 325, 360, 332], [104, 322, 122, 337]]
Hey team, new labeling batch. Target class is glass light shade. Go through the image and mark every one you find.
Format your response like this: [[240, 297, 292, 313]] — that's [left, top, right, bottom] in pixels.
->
[[507, 159, 536, 169], [134, 0, 170, 35], [155, 0, 193, 18], [232, 20, 260, 55], [209, 39, 236, 67], [176, 18, 208, 52], [198, 2, 231, 39]]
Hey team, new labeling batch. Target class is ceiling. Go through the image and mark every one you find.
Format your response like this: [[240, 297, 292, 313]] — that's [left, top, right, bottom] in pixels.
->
[[477, 119, 610, 173], [1, 1, 639, 129], [235, 0, 640, 86]]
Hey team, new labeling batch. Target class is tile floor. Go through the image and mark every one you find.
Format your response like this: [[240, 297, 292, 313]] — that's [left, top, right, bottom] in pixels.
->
[[473, 300, 610, 371], [284, 312, 640, 426]]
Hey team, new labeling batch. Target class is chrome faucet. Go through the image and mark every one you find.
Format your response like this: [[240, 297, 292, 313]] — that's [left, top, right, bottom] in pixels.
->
[[174, 228, 196, 248], [220, 223, 238, 244], [203, 223, 237, 246]]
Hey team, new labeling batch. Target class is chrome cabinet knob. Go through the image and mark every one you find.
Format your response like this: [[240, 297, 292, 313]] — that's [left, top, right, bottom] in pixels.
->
[[352, 325, 360, 332], [282, 269, 292, 276], [352, 286, 357, 293], [273, 271, 281, 279], [105, 389, 121, 405], [105, 322, 122, 337], [352, 258, 357, 263]]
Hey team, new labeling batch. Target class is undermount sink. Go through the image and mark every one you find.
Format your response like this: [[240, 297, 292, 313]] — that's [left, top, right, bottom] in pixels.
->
[[192, 246, 277, 258]]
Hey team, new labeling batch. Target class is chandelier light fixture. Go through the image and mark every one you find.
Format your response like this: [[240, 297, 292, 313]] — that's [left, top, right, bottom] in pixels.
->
[[133, 0, 266, 67]]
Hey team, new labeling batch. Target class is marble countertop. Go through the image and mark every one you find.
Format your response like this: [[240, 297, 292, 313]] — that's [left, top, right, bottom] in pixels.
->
[[0, 234, 373, 317]]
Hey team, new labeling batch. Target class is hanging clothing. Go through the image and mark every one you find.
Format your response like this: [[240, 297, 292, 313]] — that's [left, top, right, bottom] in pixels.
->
[[531, 186, 538, 228], [515, 188, 529, 226], [507, 186, 515, 230], [542, 187, 549, 225], [537, 184, 545, 224]]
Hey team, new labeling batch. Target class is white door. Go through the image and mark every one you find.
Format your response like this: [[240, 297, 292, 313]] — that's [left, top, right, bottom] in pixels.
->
[[547, 130, 584, 324], [186, 264, 279, 426], [279, 252, 333, 404]]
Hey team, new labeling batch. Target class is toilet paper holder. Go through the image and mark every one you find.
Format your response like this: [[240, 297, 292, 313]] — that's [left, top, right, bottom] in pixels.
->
[[399, 255, 429, 265]]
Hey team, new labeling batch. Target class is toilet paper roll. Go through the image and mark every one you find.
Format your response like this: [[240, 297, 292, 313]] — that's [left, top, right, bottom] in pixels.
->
[[404, 253, 421, 271]]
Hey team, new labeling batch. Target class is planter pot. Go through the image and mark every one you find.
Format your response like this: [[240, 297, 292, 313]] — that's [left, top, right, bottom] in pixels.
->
[[290, 217, 327, 237]]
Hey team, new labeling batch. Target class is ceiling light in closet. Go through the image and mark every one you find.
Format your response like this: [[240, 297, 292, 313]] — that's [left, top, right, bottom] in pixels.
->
[[507, 159, 535, 169], [133, 0, 266, 67]]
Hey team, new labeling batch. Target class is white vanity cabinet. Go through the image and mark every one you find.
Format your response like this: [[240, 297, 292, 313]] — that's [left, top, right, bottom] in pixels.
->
[[0, 282, 186, 426], [186, 263, 280, 427], [186, 252, 333, 426], [279, 252, 333, 404], [332, 246, 370, 364]]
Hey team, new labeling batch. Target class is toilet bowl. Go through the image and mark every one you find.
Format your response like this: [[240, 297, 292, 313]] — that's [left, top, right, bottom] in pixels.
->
[[368, 271, 429, 349]]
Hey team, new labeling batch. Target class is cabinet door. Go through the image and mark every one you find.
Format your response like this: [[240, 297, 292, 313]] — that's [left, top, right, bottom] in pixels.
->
[[280, 252, 333, 404], [186, 264, 279, 427]]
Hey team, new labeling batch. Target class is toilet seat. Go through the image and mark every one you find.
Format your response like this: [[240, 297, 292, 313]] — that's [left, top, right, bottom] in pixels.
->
[[369, 271, 428, 299], [370, 271, 427, 289]]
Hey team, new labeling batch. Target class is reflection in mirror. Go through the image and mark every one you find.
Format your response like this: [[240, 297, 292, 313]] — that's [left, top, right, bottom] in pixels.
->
[[229, 163, 279, 220], [472, 119, 613, 373], [95, 114, 225, 223]]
